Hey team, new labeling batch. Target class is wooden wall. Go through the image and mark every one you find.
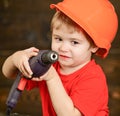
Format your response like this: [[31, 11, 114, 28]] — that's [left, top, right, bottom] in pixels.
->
[[0, 0, 120, 116]]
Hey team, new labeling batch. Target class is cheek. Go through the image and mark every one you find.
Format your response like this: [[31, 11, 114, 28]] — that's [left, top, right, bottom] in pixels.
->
[[75, 53, 81, 59], [51, 42, 58, 51], [72, 49, 81, 59], [72, 46, 89, 59]]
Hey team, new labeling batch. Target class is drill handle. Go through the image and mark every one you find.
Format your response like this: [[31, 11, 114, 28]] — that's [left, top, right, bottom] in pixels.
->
[[6, 73, 27, 108]]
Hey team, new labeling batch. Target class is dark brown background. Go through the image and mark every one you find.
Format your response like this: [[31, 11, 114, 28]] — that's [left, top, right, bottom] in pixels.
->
[[0, 0, 120, 116]]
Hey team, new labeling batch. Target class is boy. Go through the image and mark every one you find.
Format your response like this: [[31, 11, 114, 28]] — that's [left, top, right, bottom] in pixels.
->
[[2, 0, 118, 116]]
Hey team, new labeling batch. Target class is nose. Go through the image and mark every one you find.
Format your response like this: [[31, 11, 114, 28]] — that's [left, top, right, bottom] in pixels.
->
[[59, 42, 69, 52]]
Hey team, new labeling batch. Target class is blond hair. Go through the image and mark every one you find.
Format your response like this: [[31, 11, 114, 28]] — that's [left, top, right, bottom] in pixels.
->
[[50, 11, 96, 47]]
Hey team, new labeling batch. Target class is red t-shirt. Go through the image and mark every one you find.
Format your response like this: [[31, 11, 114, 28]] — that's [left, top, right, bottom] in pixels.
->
[[26, 59, 109, 116]]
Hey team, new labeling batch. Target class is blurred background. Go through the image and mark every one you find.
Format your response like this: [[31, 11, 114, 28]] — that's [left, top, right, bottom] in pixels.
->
[[0, 0, 120, 116]]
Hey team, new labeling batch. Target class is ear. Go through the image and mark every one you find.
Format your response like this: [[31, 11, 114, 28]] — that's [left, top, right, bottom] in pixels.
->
[[91, 46, 99, 53]]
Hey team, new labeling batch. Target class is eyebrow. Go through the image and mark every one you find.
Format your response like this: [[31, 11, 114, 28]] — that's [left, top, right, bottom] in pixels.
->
[[52, 34, 61, 37], [69, 38, 83, 42], [52, 33, 83, 41]]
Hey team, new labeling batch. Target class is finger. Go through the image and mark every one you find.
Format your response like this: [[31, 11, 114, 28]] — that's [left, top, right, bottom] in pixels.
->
[[17, 60, 31, 78], [25, 47, 39, 58], [29, 52, 38, 58], [32, 77, 43, 81], [25, 47, 39, 55], [22, 61, 33, 78], [19, 65, 30, 78], [25, 47, 39, 52], [30, 47, 39, 52]]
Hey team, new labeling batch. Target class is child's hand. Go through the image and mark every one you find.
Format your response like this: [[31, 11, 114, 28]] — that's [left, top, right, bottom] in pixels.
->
[[32, 66, 58, 82], [12, 47, 39, 78]]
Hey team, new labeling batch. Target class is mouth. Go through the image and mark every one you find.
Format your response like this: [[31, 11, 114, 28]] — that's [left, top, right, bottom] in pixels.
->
[[59, 54, 70, 59]]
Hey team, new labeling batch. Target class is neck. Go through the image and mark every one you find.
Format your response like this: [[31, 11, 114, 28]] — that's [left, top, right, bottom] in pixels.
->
[[60, 60, 91, 75]]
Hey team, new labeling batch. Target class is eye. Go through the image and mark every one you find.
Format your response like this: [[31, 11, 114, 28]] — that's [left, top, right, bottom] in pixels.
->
[[71, 41, 79, 45], [55, 37, 63, 42]]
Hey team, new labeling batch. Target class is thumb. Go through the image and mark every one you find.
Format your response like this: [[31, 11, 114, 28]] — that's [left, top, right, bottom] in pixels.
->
[[29, 51, 38, 58], [25, 47, 39, 58]]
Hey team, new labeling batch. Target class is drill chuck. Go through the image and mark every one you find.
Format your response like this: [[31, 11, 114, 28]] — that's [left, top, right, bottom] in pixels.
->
[[29, 50, 58, 77]]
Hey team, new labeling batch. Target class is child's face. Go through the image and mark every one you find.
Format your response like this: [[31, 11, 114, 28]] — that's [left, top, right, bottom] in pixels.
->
[[51, 23, 96, 69]]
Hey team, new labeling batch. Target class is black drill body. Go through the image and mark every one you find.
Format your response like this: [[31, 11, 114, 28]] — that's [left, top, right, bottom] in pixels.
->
[[6, 50, 58, 116]]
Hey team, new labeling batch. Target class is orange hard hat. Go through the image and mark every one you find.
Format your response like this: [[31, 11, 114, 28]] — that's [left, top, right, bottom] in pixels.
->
[[50, 0, 118, 58]]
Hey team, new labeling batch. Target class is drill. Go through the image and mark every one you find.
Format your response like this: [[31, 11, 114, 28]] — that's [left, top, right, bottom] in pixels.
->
[[6, 50, 58, 116]]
